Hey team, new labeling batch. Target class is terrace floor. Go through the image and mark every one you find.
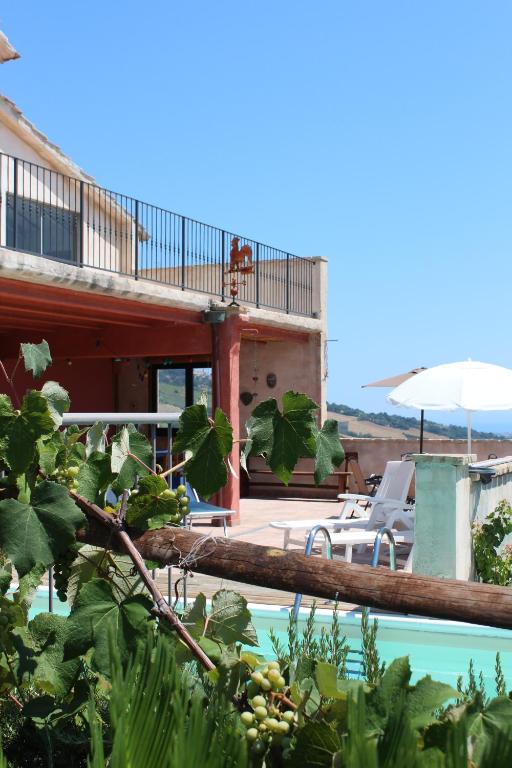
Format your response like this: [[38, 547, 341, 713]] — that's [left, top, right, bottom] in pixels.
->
[[155, 496, 411, 611]]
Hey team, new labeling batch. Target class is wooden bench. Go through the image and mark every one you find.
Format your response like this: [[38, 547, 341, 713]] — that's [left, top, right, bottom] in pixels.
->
[[243, 453, 366, 500]]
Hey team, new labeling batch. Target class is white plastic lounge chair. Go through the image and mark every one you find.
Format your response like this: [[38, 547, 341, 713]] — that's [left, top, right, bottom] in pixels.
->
[[329, 513, 415, 569], [270, 460, 415, 550]]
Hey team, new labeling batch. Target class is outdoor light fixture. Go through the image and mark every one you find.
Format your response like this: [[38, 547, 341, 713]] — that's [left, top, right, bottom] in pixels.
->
[[203, 308, 226, 324]]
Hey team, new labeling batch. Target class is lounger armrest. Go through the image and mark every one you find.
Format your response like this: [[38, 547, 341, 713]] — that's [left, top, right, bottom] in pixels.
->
[[337, 493, 373, 503]]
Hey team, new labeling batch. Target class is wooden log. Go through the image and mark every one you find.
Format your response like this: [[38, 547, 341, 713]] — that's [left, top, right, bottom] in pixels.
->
[[80, 523, 512, 630]]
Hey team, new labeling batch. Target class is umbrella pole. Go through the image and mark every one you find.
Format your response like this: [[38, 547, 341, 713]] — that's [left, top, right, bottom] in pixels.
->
[[467, 411, 472, 454], [419, 409, 424, 453]]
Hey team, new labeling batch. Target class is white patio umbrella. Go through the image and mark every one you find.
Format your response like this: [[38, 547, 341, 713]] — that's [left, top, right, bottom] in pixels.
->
[[387, 360, 512, 452]]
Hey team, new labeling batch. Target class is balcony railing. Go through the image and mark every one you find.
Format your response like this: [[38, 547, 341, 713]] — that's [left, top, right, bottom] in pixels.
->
[[0, 152, 315, 316]]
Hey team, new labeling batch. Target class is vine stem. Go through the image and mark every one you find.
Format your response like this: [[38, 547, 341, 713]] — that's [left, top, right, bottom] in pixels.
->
[[0, 360, 21, 409], [69, 490, 215, 672], [126, 452, 158, 476], [159, 458, 187, 479]]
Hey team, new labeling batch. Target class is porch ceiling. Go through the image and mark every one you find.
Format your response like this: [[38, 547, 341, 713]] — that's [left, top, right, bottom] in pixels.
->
[[0, 276, 211, 359]]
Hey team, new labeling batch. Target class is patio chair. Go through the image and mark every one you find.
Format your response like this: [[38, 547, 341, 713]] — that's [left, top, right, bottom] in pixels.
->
[[328, 512, 415, 569], [270, 459, 415, 550], [183, 483, 232, 536]]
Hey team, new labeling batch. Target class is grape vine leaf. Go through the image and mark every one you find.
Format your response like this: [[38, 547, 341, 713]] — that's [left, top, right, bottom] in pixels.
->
[[0, 481, 85, 577], [63, 578, 153, 677], [245, 392, 318, 485], [0, 566, 11, 595], [77, 451, 116, 506], [111, 424, 152, 492], [126, 475, 178, 530], [173, 405, 233, 499], [205, 589, 258, 647], [314, 419, 345, 485], [0, 395, 15, 462], [86, 422, 106, 457], [20, 340, 52, 379], [66, 545, 145, 607], [6, 391, 55, 474], [292, 720, 342, 767], [28, 613, 81, 697], [40, 381, 70, 428]]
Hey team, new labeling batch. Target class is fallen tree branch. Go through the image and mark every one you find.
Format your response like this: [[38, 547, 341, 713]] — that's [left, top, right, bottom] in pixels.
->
[[78, 523, 512, 631], [70, 491, 215, 671]]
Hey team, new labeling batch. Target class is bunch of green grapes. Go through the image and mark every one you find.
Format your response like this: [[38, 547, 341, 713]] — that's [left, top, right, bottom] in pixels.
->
[[240, 662, 296, 757], [159, 483, 190, 525], [49, 464, 80, 491], [53, 542, 81, 601]]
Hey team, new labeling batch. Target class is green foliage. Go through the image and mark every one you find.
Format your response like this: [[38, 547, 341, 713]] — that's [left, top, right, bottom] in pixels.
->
[[111, 423, 152, 492], [361, 608, 385, 685], [173, 404, 233, 498], [0, 481, 85, 576], [314, 419, 345, 485], [473, 501, 512, 585], [88, 630, 247, 768], [20, 340, 52, 380], [125, 474, 189, 530], [63, 578, 153, 677], [244, 392, 344, 486]]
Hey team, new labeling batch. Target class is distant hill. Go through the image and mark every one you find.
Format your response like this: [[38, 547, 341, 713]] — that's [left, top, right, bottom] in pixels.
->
[[327, 402, 505, 440]]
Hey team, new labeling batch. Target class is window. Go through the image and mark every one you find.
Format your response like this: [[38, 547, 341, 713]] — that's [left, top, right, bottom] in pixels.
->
[[154, 364, 212, 414], [6, 193, 79, 263]]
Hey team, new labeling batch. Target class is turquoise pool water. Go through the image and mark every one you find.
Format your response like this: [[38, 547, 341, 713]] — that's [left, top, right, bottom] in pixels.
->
[[26, 591, 512, 693]]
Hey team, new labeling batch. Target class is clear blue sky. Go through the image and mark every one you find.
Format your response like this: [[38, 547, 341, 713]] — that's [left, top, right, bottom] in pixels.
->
[[3, 1, 512, 431]]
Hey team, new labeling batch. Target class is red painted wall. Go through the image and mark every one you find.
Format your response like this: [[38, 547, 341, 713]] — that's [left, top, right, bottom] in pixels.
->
[[1, 357, 116, 412]]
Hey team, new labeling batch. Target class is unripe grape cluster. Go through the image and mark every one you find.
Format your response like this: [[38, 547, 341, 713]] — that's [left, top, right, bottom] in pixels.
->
[[161, 484, 190, 524], [240, 662, 296, 756], [50, 464, 80, 491], [54, 542, 81, 601]]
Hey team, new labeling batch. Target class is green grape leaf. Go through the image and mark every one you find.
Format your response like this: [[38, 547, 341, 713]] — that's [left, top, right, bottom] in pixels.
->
[[28, 613, 81, 697], [315, 661, 365, 700], [126, 475, 178, 530], [292, 720, 342, 767], [20, 340, 52, 379], [6, 391, 55, 474], [246, 391, 318, 485], [314, 420, 345, 485], [407, 676, 459, 730], [0, 481, 85, 576], [183, 593, 207, 637], [0, 566, 12, 595], [205, 589, 258, 647], [77, 451, 115, 506], [173, 405, 233, 499], [63, 578, 153, 677], [67, 545, 145, 606], [13, 564, 46, 618], [111, 424, 153, 492], [0, 395, 16, 464], [37, 432, 65, 475], [468, 696, 512, 764], [40, 381, 70, 427], [86, 422, 106, 457]]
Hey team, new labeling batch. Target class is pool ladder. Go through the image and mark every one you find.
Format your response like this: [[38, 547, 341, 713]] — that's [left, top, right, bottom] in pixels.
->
[[292, 525, 397, 619]]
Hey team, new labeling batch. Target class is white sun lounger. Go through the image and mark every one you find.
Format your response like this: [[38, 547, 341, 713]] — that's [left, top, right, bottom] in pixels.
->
[[270, 460, 415, 550]]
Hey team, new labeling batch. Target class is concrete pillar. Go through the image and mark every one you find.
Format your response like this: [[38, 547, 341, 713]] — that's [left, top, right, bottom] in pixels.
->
[[412, 454, 476, 579], [213, 313, 241, 523], [310, 256, 328, 423]]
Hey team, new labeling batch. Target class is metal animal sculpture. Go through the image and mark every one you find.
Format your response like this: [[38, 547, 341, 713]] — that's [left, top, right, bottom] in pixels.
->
[[229, 237, 253, 272]]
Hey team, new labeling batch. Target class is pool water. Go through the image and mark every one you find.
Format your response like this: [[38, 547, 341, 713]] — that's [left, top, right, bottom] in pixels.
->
[[26, 591, 512, 694]]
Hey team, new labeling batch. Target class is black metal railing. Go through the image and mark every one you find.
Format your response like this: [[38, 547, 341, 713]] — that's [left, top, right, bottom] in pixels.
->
[[0, 152, 315, 316]]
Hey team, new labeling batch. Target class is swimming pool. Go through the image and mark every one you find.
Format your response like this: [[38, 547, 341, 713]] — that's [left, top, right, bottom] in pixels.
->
[[26, 590, 512, 693]]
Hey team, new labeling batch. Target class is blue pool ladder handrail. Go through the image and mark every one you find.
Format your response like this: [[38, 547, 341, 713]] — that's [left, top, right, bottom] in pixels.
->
[[293, 525, 333, 619]]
